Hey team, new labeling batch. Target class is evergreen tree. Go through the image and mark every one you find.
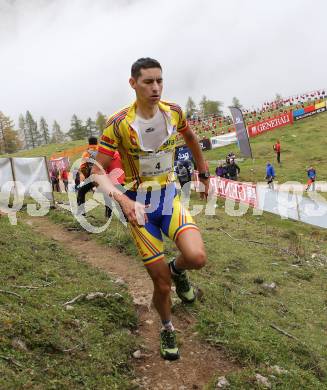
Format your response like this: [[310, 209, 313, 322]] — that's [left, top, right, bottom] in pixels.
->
[[39, 117, 50, 144], [232, 97, 243, 109], [0, 111, 21, 154], [275, 93, 283, 102], [18, 114, 28, 149], [96, 111, 106, 136], [51, 120, 65, 143], [199, 95, 223, 116], [85, 117, 97, 138], [185, 97, 197, 117], [68, 114, 86, 140], [25, 111, 41, 148]]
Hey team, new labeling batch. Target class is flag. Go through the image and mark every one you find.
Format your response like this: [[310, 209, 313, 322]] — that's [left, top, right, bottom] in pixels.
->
[[229, 106, 253, 159]]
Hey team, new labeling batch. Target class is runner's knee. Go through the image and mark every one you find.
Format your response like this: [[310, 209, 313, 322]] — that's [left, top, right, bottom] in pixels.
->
[[153, 277, 172, 296], [184, 249, 207, 269]]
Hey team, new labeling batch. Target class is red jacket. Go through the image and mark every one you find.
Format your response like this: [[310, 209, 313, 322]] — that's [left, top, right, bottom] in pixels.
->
[[274, 143, 281, 153], [106, 151, 125, 185]]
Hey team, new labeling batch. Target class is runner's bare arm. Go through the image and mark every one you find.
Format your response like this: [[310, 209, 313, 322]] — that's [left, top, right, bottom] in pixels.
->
[[91, 151, 148, 225], [181, 127, 207, 173]]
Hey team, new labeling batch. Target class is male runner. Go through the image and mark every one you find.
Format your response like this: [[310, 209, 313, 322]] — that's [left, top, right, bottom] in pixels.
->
[[92, 58, 209, 360]]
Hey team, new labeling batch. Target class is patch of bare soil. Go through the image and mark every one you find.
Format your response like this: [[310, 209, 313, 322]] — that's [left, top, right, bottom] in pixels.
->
[[25, 216, 239, 389]]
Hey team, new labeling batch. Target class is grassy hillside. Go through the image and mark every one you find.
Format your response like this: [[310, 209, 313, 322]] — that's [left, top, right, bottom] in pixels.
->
[[206, 111, 327, 185], [0, 140, 86, 161], [0, 216, 137, 389]]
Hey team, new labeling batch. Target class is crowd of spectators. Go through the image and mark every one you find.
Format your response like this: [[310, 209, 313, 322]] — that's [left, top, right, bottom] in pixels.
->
[[179, 89, 326, 143]]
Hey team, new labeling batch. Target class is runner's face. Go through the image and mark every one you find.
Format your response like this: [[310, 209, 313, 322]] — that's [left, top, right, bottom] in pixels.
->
[[130, 67, 163, 106]]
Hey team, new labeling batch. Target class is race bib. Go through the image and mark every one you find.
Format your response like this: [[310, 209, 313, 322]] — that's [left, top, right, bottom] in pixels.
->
[[139, 150, 173, 177]]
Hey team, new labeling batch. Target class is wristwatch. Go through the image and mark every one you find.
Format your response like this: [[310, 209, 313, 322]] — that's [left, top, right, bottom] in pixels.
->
[[199, 171, 210, 179]]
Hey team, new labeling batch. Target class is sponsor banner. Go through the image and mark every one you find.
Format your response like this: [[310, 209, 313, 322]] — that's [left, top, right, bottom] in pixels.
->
[[199, 138, 212, 151], [175, 144, 193, 162], [315, 101, 326, 110], [248, 112, 293, 137], [294, 106, 326, 121], [304, 105, 315, 113], [210, 133, 237, 149], [230, 106, 253, 158], [293, 108, 304, 117], [194, 171, 257, 207]]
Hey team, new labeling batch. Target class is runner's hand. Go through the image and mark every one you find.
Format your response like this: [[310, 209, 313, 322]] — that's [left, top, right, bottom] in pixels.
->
[[199, 177, 209, 198], [118, 195, 148, 226]]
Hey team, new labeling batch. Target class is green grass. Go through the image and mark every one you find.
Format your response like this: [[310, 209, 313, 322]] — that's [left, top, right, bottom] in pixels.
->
[[191, 200, 327, 388], [0, 217, 138, 389], [0, 139, 86, 161]]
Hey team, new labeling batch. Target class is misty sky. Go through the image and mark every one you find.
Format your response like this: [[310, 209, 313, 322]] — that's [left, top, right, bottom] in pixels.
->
[[1, 0, 326, 131]]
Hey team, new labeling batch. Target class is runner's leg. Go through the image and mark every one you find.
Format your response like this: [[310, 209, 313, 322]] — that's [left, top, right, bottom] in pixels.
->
[[146, 260, 172, 321], [174, 228, 206, 271]]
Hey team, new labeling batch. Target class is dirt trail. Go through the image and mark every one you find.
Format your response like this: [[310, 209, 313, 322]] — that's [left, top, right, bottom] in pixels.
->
[[26, 216, 238, 389]]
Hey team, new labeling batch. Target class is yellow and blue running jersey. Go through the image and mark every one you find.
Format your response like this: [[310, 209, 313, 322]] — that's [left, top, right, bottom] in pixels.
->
[[98, 100, 189, 190]]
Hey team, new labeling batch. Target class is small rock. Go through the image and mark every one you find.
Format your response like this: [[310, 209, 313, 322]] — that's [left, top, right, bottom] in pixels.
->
[[86, 292, 105, 300], [271, 365, 288, 375], [262, 282, 277, 290], [65, 305, 74, 311], [133, 296, 148, 306], [114, 277, 126, 285], [12, 338, 28, 351], [133, 350, 142, 359], [145, 319, 153, 325], [216, 376, 230, 388], [311, 253, 317, 259], [255, 373, 271, 388]]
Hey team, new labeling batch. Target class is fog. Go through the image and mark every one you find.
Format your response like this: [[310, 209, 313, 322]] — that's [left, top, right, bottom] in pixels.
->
[[0, 0, 326, 130]]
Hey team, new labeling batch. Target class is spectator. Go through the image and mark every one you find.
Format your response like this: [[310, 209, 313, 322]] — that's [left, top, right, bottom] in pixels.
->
[[77, 136, 98, 215], [73, 169, 80, 192], [61, 168, 69, 192], [273, 140, 281, 165], [305, 167, 316, 191], [176, 160, 193, 197], [215, 164, 224, 177], [50, 169, 60, 192], [226, 160, 240, 181], [104, 151, 125, 219], [265, 161, 275, 190]]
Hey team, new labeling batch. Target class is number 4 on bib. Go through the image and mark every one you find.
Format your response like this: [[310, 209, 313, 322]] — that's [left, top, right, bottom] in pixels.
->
[[155, 162, 161, 170]]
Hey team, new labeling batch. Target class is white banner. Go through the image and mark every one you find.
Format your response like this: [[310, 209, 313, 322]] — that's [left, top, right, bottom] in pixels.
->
[[12, 157, 54, 202], [210, 133, 237, 149], [0, 158, 14, 188]]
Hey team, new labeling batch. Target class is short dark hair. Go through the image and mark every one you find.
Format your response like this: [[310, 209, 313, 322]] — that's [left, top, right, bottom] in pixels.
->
[[131, 57, 162, 79], [88, 136, 98, 145]]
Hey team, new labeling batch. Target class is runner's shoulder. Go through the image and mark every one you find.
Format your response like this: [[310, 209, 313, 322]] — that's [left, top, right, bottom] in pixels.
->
[[105, 105, 131, 128], [160, 100, 184, 116]]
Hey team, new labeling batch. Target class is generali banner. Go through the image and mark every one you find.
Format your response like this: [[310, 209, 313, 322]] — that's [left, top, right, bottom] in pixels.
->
[[194, 172, 257, 207], [247, 112, 293, 137]]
